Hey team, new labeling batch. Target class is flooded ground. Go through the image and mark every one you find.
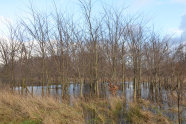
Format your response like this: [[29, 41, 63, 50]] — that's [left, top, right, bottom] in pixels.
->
[[15, 82, 186, 124]]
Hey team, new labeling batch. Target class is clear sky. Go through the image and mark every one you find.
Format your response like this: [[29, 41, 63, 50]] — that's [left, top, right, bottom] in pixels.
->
[[0, 0, 186, 40]]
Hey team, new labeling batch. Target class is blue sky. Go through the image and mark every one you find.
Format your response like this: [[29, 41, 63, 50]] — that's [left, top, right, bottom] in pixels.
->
[[0, 0, 186, 39]]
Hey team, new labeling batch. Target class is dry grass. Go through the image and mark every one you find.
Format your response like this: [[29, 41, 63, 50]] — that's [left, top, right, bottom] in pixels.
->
[[127, 102, 171, 124], [0, 89, 172, 124], [0, 91, 84, 124], [79, 96, 172, 124], [79, 96, 125, 123]]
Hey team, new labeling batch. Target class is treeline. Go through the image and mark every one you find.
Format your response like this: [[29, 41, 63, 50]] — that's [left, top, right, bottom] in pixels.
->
[[0, 0, 185, 87]]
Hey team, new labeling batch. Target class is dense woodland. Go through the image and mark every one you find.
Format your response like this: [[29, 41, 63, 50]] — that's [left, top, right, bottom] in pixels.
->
[[0, 1, 185, 89]]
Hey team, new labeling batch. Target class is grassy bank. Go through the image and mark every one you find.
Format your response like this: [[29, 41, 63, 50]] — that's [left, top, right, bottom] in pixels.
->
[[0, 91, 84, 124], [0, 90, 172, 124]]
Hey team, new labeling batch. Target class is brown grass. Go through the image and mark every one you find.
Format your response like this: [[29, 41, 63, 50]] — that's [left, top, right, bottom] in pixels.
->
[[127, 102, 171, 124], [0, 91, 84, 124], [0, 89, 172, 124]]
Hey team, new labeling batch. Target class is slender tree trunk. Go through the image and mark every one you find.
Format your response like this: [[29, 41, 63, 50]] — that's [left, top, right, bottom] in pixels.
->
[[122, 57, 125, 93], [96, 80, 99, 97], [21, 79, 25, 95], [134, 77, 137, 102], [177, 77, 181, 124], [80, 78, 84, 98], [32, 83, 34, 96]]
